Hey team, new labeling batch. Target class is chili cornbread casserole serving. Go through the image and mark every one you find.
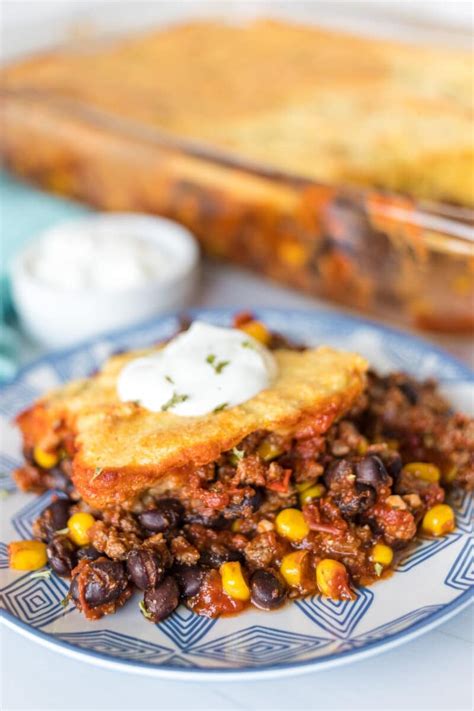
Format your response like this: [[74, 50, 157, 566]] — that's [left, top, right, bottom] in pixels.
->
[[9, 315, 474, 621]]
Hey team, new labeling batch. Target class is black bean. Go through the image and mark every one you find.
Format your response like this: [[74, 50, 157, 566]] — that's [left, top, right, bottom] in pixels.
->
[[383, 451, 403, 481], [232, 488, 264, 514], [138, 498, 184, 533], [49, 498, 72, 527], [34, 498, 72, 541], [200, 547, 244, 569], [77, 546, 102, 562], [324, 459, 353, 488], [47, 536, 77, 577], [248, 489, 265, 511], [127, 548, 164, 590], [250, 570, 287, 610], [69, 578, 80, 604], [173, 564, 203, 598], [46, 467, 73, 493], [70, 559, 129, 607], [247, 488, 264, 512], [184, 512, 228, 529], [143, 576, 179, 622], [355, 456, 390, 490], [337, 485, 376, 518], [398, 381, 419, 405]]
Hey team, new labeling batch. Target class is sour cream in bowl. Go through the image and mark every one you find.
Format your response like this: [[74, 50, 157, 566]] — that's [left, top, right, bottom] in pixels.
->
[[11, 213, 199, 348]]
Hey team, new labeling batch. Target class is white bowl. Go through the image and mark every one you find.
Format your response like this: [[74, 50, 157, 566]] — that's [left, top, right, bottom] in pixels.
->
[[11, 213, 200, 349]]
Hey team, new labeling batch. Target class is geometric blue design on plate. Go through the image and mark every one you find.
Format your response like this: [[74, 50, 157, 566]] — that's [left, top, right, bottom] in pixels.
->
[[0, 380, 39, 418], [188, 625, 330, 666], [368, 333, 466, 381], [0, 475, 16, 493], [337, 604, 444, 651], [0, 452, 22, 473], [50, 348, 98, 383], [444, 538, 474, 591], [295, 586, 374, 638], [157, 604, 217, 649], [54, 630, 173, 663], [11, 490, 69, 539], [0, 453, 21, 491], [447, 489, 473, 534], [165, 655, 201, 669], [395, 532, 461, 573], [0, 542, 9, 568], [1, 571, 70, 627]]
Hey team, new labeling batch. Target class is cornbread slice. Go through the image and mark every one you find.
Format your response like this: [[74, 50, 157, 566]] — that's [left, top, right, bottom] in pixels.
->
[[16, 344, 367, 509]]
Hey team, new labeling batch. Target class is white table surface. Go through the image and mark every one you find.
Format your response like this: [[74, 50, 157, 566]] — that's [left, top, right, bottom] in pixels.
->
[[2, 262, 473, 711]]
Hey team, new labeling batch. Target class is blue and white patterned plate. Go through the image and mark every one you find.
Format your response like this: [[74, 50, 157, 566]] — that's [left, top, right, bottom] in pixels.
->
[[1, 308, 473, 680]]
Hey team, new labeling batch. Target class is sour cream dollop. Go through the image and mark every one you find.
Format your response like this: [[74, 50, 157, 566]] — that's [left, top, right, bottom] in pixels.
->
[[117, 322, 278, 416], [30, 223, 169, 291]]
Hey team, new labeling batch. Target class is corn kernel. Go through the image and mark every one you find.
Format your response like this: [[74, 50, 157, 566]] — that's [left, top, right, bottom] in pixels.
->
[[275, 508, 310, 542], [296, 481, 314, 493], [67, 512, 95, 546], [371, 543, 393, 567], [280, 550, 308, 587], [9, 540, 47, 571], [257, 440, 284, 462], [277, 241, 307, 267], [220, 561, 250, 601], [422, 504, 455, 537], [402, 462, 440, 483], [299, 484, 325, 506], [231, 519, 243, 533], [33, 446, 59, 470], [444, 466, 458, 484], [316, 559, 350, 599], [240, 320, 271, 345]]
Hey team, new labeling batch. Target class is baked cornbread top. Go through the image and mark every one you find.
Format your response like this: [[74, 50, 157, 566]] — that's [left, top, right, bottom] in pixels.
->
[[17, 343, 367, 508], [3, 20, 473, 205]]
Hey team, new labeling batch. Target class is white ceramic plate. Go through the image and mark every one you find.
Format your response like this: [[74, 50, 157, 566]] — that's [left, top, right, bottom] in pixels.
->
[[1, 308, 472, 680]]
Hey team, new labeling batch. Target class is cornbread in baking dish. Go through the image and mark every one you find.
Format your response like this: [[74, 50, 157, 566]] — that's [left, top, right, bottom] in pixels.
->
[[2, 19, 473, 206], [15, 343, 367, 510]]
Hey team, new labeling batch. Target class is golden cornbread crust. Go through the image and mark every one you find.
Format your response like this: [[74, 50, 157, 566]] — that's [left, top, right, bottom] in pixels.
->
[[2, 19, 473, 206], [16, 345, 367, 509]]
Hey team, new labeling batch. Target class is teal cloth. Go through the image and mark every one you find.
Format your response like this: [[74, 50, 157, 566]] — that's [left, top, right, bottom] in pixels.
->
[[0, 173, 90, 381]]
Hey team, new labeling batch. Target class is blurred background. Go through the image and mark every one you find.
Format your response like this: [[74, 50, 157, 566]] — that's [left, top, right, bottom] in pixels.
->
[[1, 0, 473, 378], [3, 1, 473, 60]]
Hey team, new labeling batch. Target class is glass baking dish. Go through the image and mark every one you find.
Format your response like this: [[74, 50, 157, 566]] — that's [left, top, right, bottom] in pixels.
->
[[1, 84, 473, 333]]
